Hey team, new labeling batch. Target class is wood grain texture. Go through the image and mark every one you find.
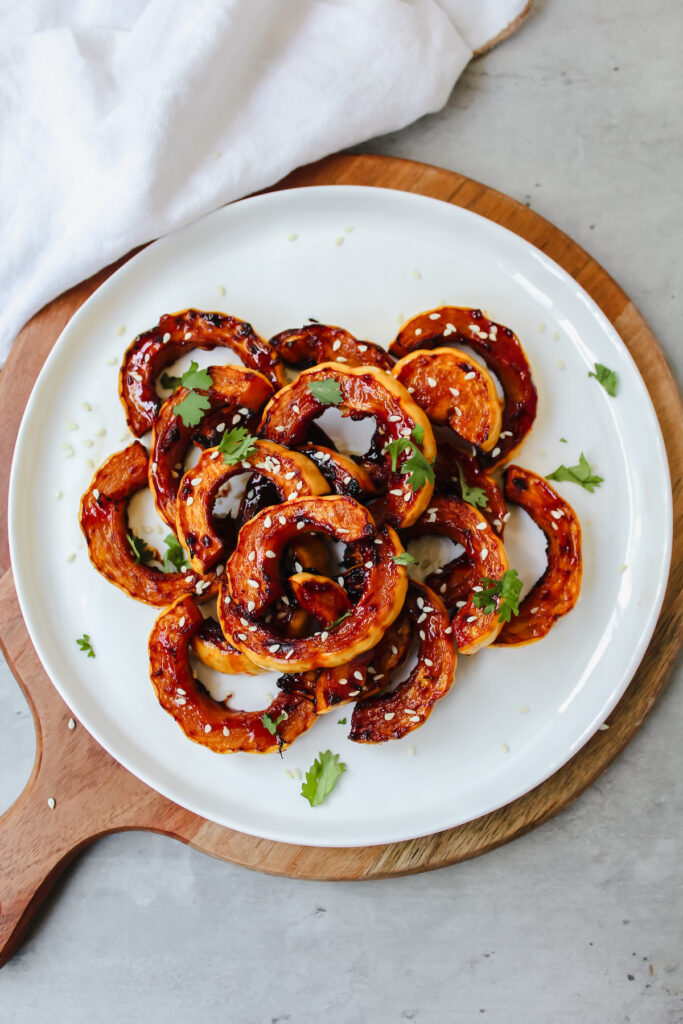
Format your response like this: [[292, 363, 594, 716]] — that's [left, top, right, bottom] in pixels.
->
[[1, 154, 681, 969]]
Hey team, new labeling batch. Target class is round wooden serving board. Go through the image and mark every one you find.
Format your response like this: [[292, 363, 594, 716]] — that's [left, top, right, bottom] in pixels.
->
[[1, 154, 681, 968]]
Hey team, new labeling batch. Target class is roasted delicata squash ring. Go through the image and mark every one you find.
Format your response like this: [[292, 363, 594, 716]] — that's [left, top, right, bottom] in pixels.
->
[[300, 445, 377, 501], [219, 495, 409, 672], [434, 443, 508, 535], [288, 573, 352, 625], [150, 365, 273, 529], [120, 309, 287, 436], [80, 443, 218, 606], [494, 466, 582, 646], [258, 363, 436, 528], [191, 617, 263, 675], [269, 323, 394, 371], [149, 598, 316, 753], [176, 440, 330, 574], [392, 348, 502, 452], [401, 495, 509, 654], [390, 307, 537, 467], [349, 581, 456, 742]]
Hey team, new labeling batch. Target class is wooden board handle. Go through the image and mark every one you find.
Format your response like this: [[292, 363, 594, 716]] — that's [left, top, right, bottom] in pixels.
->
[[0, 770, 97, 967]]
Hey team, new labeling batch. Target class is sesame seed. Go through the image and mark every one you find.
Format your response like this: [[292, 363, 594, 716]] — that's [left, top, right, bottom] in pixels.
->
[[453, 406, 462, 417], [269, 644, 280, 653], [47, 797, 56, 810], [276, 426, 286, 433], [408, 745, 416, 755], [353, 670, 363, 681], [232, 414, 241, 425], [68, 717, 76, 730], [424, 658, 433, 667], [519, 706, 530, 714], [106, 357, 117, 366], [278, 516, 286, 525], [500, 430, 513, 438], [414, 328, 422, 336], [216, 564, 224, 576], [476, 522, 487, 531], [66, 553, 76, 563], [248, 579, 258, 588], [412, 270, 421, 279], [223, 726, 230, 736], [247, 600, 255, 612], [599, 724, 609, 731], [390, 489, 403, 496], [204, 724, 212, 733], [472, 586, 483, 592], [237, 633, 247, 641], [456, 601, 466, 609], [56, 490, 63, 500], [332, 340, 341, 352], [82, 439, 94, 448], [407, 386, 415, 393], [557, 359, 565, 370], [321, 631, 329, 641], [530, 606, 539, 613], [186, 496, 194, 506], [491, 447, 501, 458], [384, 712, 395, 721], [427, 377, 437, 388], [444, 626, 452, 635], [179, 616, 186, 627], [349, 690, 360, 697], [365, 561, 373, 569], [417, 613, 427, 623], [248, 551, 256, 562], [480, 547, 488, 559], [264, 515, 272, 527], [551, 522, 558, 531], [419, 630, 425, 640], [429, 312, 441, 320], [551, 509, 564, 519], [502, 743, 510, 753], [191, 477, 201, 486], [339, 678, 348, 686], [440, 584, 446, 594]]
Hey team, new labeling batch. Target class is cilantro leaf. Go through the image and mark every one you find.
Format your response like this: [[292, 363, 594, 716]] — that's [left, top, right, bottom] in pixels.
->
[[337, 717, 347, 725], [127, 532, 155, 564], [472, 569, 523, 623], [301, 750, 346, 807], [161, 372, 181, 390], [173, 390, 212, 427], [218, 426, 258, 465], [412, 424, 424, 445], [329, 611, 351, 630], [588, 362, 618, 397], [261, 711, 286, 736], [180, 361, 213, 391], [393, 551, 418, 566], [383, 432, 435, 492], [307, 379, 343, 406], [163, 533, 189, 573], [455, 462, 488, 509], [547, 452, 603, 493], [76, 634, 95, 658], [560, 437, 568, 443]]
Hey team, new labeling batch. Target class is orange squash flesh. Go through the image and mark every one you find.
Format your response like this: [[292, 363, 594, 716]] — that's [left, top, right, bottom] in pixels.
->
[[119, 309, 287, 436], [150, 364, 273, 529], [269, 323, 394, 371], [390, 307, 537, 468], [494, 466, 582, 646], [79, 442, 218, 606], [176, 440, 330, 574], [258, 363, 436, 528], [219, 495, 408, 672], [149, 597, 316, 753], [191, 617, 263, 675], [392, 347, 502, 452], [401, 495, 509, 654], [349, 581, 457, 742]]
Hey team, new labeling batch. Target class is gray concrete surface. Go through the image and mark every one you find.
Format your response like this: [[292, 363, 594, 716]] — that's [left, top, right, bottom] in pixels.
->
[[1, 1, 681, 1021]]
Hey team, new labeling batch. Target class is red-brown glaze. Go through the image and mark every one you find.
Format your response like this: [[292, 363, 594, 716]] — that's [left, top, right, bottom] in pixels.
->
[[176, 440, 329, 574], [258, 363, 436, 528], [191, 617, 263, 675], [269, 323, 394, 371], [119, 309, 287, 436], [434, 443, 508, 535], [219, 496, 408, 672], [299, 445, 377, 502], [390, 307, 537, 467], [401, 495, 508, 654], [494, 466, 582, 646], [349, 581, 456, 742], [288, 573, 352, 625], [79, 443, 218, 606], [149, 598, 316, 753], [392, 348, 502, 452], [149, 365, 273, 528]]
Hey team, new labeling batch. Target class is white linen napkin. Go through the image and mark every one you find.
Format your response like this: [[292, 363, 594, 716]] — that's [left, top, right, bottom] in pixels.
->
[[0, 0, 529, 362]]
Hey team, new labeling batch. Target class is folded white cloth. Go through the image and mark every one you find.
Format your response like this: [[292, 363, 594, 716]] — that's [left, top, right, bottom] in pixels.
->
[[0, 0, 528, 361]]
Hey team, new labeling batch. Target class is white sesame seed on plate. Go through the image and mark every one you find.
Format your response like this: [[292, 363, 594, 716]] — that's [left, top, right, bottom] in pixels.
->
[[519, 706, 530, 714], [94, 428, 106, 437], [47, 797, 56, 810], [68, 717, 76, 730], [408, 745, 417, 755], [334, 237, 344, 246], [106, 357, 117, 366], [412, 270, 421, 280], [502, 743, 510, 753], [66, 553, 76, 563]]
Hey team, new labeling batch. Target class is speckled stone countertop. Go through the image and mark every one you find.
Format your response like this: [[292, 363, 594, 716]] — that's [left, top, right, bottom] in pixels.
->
[[1, 1, 681, 1020]]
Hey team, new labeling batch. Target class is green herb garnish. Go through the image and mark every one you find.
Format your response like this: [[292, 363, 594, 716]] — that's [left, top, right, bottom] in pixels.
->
[[127, 532, 155, 564], [173, 390, 212, 428], [162, 360, 213, 393], [337, 717, 347, 725], [392, 551, 418, 566], [588, 362, 618, 397], [301, 750, 346, 807], [383, 428, 435, 492], [261, 712, 286, 736], [217, 426, 258, 465], [472, 569, 523, 623], [329, 611, 351, 630], [163, 533, 189, 573], [455, 462, 488, 509], [307, 379, 343, 406], [547, 452, 603, 493], [76, 634, 95, 658]]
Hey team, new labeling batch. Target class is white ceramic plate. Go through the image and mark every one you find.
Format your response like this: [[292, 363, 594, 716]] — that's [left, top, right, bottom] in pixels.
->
[[9, 186, 672, 847]]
